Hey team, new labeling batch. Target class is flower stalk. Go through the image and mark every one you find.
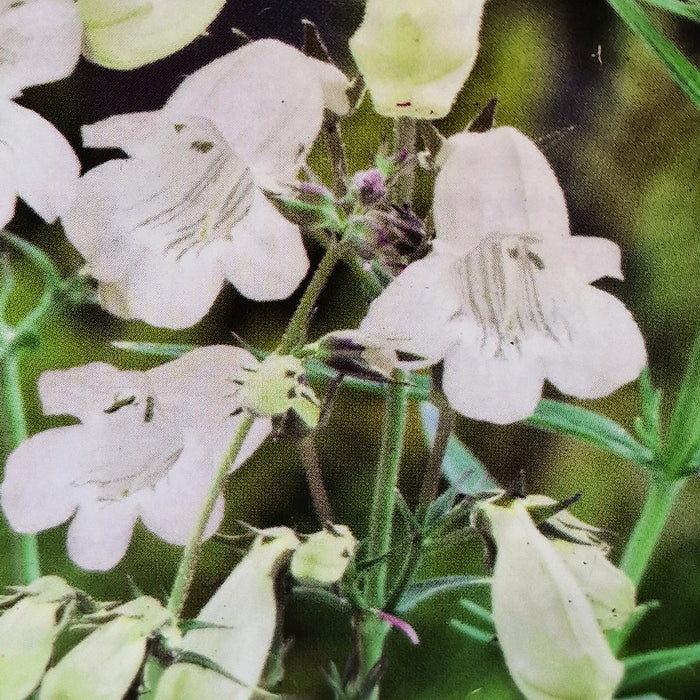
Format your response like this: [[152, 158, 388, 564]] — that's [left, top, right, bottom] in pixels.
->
[[1, 350, 41, 583], [357, 370, 408, 697], [167, 412, 255, 620]]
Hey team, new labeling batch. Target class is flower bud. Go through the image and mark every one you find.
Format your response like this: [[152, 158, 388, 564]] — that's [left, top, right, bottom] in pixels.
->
[[475, 496, 628, 700], [349, 0, 488, 119], [291, 524, 357, 584], [39, 596, 174, 700], [155, 527, 300, 699], [236, 355, 320, 429], [77, 0, 226, 69], [0, 577, 76, 700]]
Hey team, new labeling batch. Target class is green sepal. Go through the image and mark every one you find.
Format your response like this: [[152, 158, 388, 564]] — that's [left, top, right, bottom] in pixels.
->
[[111, 340, 196, 358], [395, 575, 490, 615], [664, 327, 700, 477]]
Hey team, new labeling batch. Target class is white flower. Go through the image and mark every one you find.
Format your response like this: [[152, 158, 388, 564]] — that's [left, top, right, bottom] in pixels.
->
[[61, 39, 349, 329], [360, 127, 647, 423], [155, 527, 300, 700], [0, 346, 271, 571], [0, 0, 81, 228], [475, 495, 632, 700], [77, 0, 226, 70], [349, 0, 488, 119]]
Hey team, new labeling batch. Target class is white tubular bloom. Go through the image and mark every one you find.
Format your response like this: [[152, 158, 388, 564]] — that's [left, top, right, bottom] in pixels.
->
[[0, 0, 81, 228], [349, 0, 488, 119], [61, 40, 349, 329], [0, 346, 271, 571], [155, 527, 300, 700], [77, 0, 226, 70], [475, 496, 633, 700], [360, 126, 647, 424]]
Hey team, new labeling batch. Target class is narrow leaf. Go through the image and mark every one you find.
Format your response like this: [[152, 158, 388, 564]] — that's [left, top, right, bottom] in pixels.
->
[[605, 0, 700, 109], [420, 402, 499, 494], [111, 341, 196, 358], [396, 575, 490, 615], [618, 695, 667, 700], [665, 327, 700, 476], [620, 642, 700, 689], [449, 619, 495, 644], [525, 399, 654, 466], [641, 0, 700, 21]]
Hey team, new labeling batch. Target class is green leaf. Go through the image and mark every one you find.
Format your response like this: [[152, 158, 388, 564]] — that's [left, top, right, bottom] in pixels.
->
[[605, 0, 700, 109], [449, 618, 494, 644], [524, 399, 654, 466], [635, 368, 663, 453], [395, 575, 490, 615], [620, 642, 700, 690], [664, 327, 700, 477], [110, 340, 196, 358], [617, 695, 667, 700], [290, 586, 351, 613], [641, 0, 700, 21], [419, 402, 499, 494]]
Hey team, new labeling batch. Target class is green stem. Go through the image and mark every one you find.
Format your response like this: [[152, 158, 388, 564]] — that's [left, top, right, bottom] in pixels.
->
[[1, 348, 41, 583], [357, 371, 408, 697], [278, 242, 340, 354], [167, 413, 254, 620], [392, 118, 417, 207], [609, 474, 683, 653]]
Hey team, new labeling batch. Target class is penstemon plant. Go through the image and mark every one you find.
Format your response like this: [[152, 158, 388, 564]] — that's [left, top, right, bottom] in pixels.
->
[[0, 1, 699, 699]]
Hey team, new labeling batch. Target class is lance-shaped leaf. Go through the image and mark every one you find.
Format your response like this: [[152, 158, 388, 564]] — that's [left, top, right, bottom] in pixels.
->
[[155, 528, 300, 699], [39, 596, 174, 700], [619, 642, 700, 692]]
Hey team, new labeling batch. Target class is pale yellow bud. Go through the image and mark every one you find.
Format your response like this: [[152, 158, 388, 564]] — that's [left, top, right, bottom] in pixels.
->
[[349, 0, 488, 119], [291, 524, 357, 584]]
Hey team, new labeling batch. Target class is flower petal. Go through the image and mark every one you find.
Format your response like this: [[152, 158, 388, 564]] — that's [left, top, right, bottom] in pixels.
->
[[442, 334, 546, 424], [434, 127, 570, 251], [0, 428, 81, 533], [0, 0, 81, 98], [78, 0, 226, 70], [66, 498, 140, 571], [139, 439, 224, 545], [360, 252, 462, 361], [545, 286, 647, 399], [219, 188, 309, 301], [38, 362, 146, 422], [0, 101, 79, 222], [166, 39, 349, 178]]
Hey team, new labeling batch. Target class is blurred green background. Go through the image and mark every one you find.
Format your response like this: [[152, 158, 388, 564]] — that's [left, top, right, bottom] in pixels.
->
[[1, 0, 699, 697]]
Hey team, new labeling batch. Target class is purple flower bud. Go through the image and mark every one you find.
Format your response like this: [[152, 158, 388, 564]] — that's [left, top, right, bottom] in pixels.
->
[[353, 168, 387, 205]]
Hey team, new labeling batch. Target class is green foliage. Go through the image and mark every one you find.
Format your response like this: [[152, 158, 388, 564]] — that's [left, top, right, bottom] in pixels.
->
[[605, 0, 700, 109], [395, 576, 490, 616], [620, 641, 700, 691]]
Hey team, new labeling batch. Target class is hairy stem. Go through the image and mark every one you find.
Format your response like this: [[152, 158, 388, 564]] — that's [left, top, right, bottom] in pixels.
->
[[392, 117, 417, 207], [167, 413, 254, 620], [278, 241, 340, 354], [357, 372, 408, 698]]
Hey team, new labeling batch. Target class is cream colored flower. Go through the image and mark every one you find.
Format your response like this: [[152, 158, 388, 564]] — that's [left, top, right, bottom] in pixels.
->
[[350, 0, 487, 119]]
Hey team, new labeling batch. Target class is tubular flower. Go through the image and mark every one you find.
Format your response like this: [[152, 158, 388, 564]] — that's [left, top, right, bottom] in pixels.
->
[[0, 346, 271, 570], [61, 39, 349, 329], [0, 0, 81, 228], [76, 0, 226, 70], [474, 495, 634, 700], [360, 126, 646, 423], [155, 527, 300, 700], [349, 0, 488, 119]]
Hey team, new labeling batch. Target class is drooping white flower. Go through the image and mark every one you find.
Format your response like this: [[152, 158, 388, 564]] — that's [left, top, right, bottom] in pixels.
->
[[76, 0, 226, 70], [155, 527, 300, 700], [360, 126, 647, 423], [0, 0, 81, 228], [474, 495, 632, 700], [349, 0, 488, 119], [62, 39, 350, 329], [0, 346, 271, 571]]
